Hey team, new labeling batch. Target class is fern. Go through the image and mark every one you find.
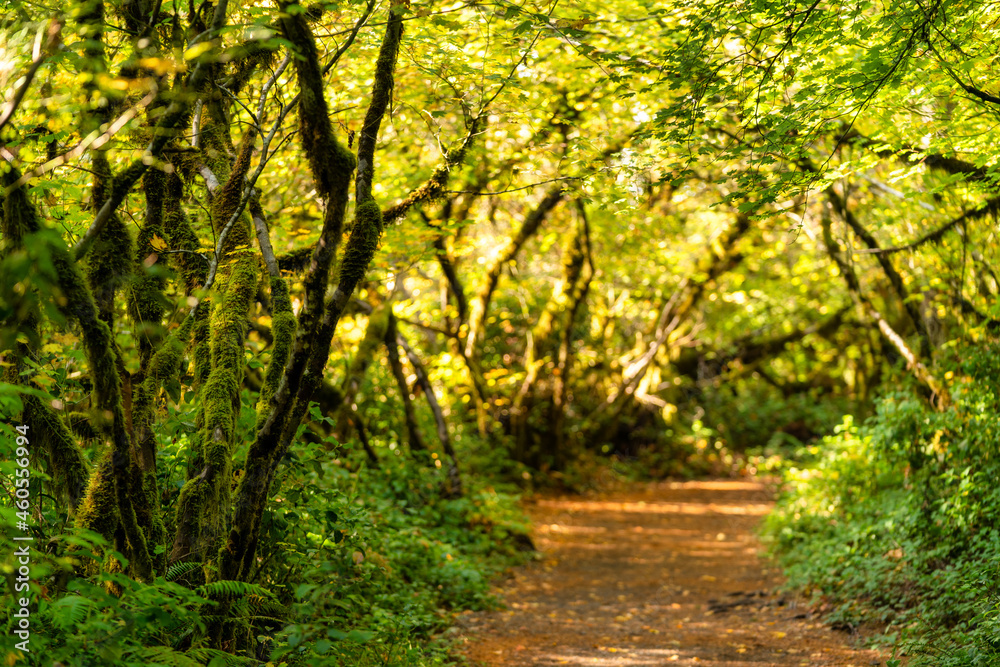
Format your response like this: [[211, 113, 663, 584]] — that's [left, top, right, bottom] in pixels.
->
[[246, 593, 288, 620], [164, 561, 204, 583], [51, 595, 93, 630], [184, 647, 259, 666], [200, 613, 285, 625], [195, 580, 275, 601], [134, 645, 202, 667]]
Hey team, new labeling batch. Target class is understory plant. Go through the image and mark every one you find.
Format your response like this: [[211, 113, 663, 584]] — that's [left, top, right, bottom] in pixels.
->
[[763, 343, 1000, 666], [0, 410, 531, 666]]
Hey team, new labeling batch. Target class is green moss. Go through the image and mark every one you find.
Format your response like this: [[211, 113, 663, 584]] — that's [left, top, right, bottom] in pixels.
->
[[269, 274, 293, 314], [85, 151, 134, 324], [75, 452, 120, 551], [202, 255, 256, 445], [86, 206, 134, 325], [203, 372, 240, 445], [172, 206, 258, 565], [256, 277, 297, 428], [192, 302, 213, 385], [278, 1, 356, 220], [128, 169, 170, 363], [225, 42, 277, 95], [164, 173, 204, 293], [170, 474, 213, 575], [148, 332, 185, 381], [276, 245, 315, 274], [200, 120, 236, 182], [336, 201, 383, 287], [26, 397, 90, 511]]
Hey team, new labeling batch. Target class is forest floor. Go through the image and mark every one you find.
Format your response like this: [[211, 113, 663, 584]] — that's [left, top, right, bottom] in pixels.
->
[[455, 478, 889, 666]]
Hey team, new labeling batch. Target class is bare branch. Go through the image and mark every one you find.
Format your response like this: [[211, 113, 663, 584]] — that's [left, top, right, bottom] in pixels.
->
[[444, 176, 581, 196], [0, 20, 62, 135], [4, 91, 157, 193], [251, 197, 280, 278], [854, 196, 1000, 255]]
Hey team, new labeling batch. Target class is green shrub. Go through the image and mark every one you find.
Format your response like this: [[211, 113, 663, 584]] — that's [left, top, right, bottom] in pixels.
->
[[763, 343, 1000, 665], [0, 412, 530, 666]]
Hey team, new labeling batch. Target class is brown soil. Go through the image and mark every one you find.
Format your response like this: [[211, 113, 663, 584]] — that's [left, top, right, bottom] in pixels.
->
[[456, 479, 888, 667]]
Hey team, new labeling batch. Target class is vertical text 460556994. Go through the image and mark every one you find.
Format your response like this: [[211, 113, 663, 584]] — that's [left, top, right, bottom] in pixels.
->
[[12, 424, 32, 654]]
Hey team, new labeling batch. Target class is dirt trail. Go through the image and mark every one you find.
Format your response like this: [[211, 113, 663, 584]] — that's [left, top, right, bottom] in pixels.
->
[[458, 479, 886, 666]]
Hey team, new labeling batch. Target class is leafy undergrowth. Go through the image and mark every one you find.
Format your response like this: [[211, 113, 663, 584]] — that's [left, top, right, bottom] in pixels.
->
[[762, 343, 1000, 666], [0, 422, 532, 666], [265, 445, 533, 666]]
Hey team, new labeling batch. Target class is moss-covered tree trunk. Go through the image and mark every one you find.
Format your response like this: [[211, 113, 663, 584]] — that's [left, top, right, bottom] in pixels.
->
[[3, 164, 153, 581], [1, 169, 90, 513], [510, 203, 590, 467], [218, 0, 402, 584], [169, 113, 260, 569]]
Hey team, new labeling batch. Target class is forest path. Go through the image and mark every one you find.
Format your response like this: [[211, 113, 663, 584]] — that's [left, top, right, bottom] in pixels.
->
[[456, 479, 887, 666]]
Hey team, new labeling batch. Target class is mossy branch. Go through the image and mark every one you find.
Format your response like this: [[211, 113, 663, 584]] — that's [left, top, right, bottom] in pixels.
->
[[253, 0, 358, 453], [381, 119, 482, 224], [220, 1, 401, 584], [222, 202, 384, 583], [465, 184, 565, 358], [355, 2, 404, 204], [255, 277, 297, 429], [72, 0, 232, 261], [3, 165, 152, 579]]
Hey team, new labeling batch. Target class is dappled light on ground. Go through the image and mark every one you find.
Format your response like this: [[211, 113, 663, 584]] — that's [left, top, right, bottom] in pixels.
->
[[458, 480, 885, 666], [535, 499, 773, 517]]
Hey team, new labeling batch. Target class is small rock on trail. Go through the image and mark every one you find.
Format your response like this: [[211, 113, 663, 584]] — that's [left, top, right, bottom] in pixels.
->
[[458, 479, 887, 666]]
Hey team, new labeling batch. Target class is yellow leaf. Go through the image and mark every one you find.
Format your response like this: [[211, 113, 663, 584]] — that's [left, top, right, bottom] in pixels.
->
[[183, 42, 213, 61], [138, 57, 179, 75], [149, 234, 168, 251], [32, 375, 55, 389]]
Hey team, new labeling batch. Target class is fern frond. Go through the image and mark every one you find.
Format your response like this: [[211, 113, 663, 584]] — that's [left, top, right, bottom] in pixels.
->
[[246, 594, 288, 618], [134, 645, 202, 667], [184, 647, 259, 666], [51, 595, 93, 629], [164, 561, 204, 583], [195, 580, 276, 601]]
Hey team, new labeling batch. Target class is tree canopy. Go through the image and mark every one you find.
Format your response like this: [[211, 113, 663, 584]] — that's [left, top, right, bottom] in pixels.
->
[[3, 0, 1000, 663]]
